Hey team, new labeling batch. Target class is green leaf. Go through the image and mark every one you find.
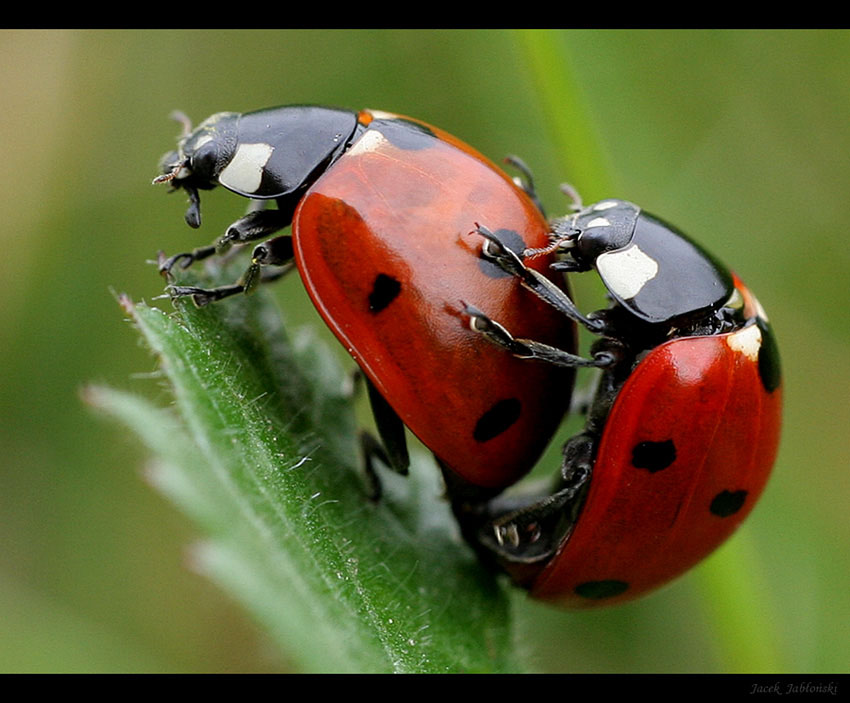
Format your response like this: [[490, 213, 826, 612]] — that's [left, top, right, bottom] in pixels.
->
[[87, 283, 515, 673]]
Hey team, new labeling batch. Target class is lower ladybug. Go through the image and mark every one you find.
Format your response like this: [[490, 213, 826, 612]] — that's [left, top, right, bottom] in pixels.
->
[[153, 105, 577, 495], [462, 193, 782, 607]]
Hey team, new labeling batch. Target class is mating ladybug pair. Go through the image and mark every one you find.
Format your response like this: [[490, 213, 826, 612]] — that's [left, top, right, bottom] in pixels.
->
[[153, 105, 782, 608]]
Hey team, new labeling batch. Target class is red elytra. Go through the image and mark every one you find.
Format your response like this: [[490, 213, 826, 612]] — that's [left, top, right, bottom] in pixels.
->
[[530, 276, 782, 607], [292, 110, 576, 489]]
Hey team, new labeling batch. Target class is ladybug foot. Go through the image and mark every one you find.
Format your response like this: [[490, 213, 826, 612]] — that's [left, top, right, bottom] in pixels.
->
[[157, 251, 193, 277], [481, 482, 587, 565], [473, 224, 528, 275], [464, 303, 607, 369], [165, 283, 246, 307], [157, 247, 216, 277]]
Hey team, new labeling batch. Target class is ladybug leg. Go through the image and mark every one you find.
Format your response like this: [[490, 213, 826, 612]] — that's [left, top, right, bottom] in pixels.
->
[[164, 283, 245, 306], [558, 182, 584, 212], [478, 472, 590, 567], [164, 236, 295, 307], [164, 268, 287, 307], [549, 259, 593, 274], [468, 433, 595, 574], [558, 432, 596, 490], [251, 235, 294, 268], [464, 304, 616, 369], [358, 431, 391, 501], [157, 245, 219, 275], [159, 208, 290, 277], [474, 225, 605, 334], [355, 379, 410, 500], [504, 155, 546, 217], [216, 208, 290, 256], [365, 379, 410, 476]]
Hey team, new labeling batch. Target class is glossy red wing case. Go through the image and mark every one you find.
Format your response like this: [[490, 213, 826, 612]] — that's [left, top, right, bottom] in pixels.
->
[[532, 302, 782, 606], [293, 114, 576, 488]]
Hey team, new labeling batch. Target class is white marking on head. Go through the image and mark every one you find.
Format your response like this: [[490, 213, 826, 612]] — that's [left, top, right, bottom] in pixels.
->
[[726, 323, 762, 361], [347, 129, 389, 157], [586, 216, 611, 228], [219, 142, 274, 194], [596, 243, 659, 299], [592, 200, 620, 211]]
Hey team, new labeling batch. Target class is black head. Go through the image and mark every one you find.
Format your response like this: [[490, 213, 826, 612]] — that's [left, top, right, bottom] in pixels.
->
[[153, 106, 360, 229], [556, 199, 734, 326], [153, 111, 240, 228]]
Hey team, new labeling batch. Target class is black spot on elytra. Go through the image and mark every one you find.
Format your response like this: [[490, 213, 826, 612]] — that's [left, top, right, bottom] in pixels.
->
[[370, 118, 435, 150], [478, 228, 526, 279], [473, 398, 521, 442], [710, 489, 748, 517], [575, 580, 630, 600], [631, 439, 676, 473], [368, 274, 401, 313], [757, 318, 781, 393]]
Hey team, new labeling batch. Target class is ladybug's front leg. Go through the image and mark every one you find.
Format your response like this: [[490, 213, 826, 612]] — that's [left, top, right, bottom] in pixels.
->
[[462, 432, 594, 584], [164, 235, 295, 307], [473, 225, 604, 335], [159, 208, 291, 277], [504, 155, 546, 217], [463, 304, 616, 369]]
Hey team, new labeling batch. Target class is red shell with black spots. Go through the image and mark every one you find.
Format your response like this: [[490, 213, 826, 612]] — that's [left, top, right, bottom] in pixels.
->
[[531, 276, 782, 607], [293, 110, 577, 488]]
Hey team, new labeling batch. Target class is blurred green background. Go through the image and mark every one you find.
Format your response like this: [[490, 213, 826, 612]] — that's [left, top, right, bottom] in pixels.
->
[[1, 29, 848, 673]]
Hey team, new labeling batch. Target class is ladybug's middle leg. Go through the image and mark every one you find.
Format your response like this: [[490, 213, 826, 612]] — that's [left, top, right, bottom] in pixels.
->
[[350, 376, 411, 500], [164, 234, 295, 307]]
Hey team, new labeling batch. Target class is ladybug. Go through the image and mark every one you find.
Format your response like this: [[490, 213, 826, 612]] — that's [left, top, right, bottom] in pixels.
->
[[153, 105, 577, 494], [461, 194, 782, 607]]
